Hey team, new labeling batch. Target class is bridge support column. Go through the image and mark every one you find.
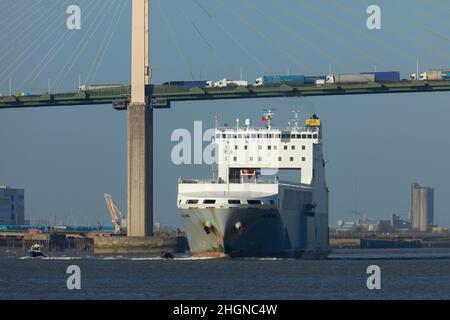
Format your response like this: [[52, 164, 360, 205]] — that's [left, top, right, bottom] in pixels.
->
[[127, 102, 153, 237], [127, 0, 153, 237]]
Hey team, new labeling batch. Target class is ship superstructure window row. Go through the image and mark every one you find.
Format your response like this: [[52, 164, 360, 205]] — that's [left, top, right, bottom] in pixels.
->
[[216, 132, 318, 140], [183, 199, 273, 206]]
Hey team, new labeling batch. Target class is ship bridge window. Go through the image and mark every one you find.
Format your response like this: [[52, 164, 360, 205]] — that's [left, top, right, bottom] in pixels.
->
[[186, 200, 199, 204], [203, 199, 216, 204], [307, 134, 312, 139], [313, 134, 318, 139], [228, 200, 241, 204], [216, 134, 221, 138], [222, 134, 226, 138], [275, 134, 281, 138], [251, 134, 257, 138], [291, 134, 296, 139], [302, 134, 307, 139], [296, 134, 301, 139], [247, 200, 262, 205]]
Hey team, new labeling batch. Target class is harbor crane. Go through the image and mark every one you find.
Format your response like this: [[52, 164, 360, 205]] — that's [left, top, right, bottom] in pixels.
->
[[104, 193, 126, 234]]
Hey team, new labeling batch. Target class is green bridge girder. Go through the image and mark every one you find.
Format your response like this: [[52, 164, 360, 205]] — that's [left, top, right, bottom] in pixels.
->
[[1, 81, 450, 110]]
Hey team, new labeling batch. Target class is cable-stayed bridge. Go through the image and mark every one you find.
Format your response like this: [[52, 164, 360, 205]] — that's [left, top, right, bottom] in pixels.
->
[[1, 0, 450, 238]]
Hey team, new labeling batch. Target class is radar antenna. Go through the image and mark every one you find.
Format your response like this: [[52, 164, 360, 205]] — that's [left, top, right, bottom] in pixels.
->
[[262, 109, 275, 129], [292, 110, 300, 128]]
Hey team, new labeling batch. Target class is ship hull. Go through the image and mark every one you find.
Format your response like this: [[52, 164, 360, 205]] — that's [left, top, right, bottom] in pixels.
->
[[180, 207, 330, 259]]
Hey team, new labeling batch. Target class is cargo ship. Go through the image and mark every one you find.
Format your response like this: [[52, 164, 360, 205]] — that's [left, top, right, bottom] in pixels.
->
[[177, 110, 330, 259]]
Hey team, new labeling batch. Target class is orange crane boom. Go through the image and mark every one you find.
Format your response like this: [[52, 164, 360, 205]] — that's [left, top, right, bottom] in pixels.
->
[[104, 193, 125, 234]]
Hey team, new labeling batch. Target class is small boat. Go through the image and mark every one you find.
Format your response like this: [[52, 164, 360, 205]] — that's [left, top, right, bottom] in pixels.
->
[[27, 244, 47, 258], [161, 251, 174, 259]]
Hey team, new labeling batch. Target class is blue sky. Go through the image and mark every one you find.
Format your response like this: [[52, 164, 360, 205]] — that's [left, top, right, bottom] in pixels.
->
[[1, 0, 450, 227]]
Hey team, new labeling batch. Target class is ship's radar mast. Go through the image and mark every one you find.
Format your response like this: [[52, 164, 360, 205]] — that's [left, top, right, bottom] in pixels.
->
[[292, 110, 300, 128], [262, 109, 275, 130]]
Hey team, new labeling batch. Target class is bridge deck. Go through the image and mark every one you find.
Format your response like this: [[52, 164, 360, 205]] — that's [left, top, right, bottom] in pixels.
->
[[1, 81, 450, 110]]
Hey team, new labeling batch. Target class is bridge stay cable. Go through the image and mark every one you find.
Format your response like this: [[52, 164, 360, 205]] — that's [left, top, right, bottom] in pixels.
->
[[0, 0, 28, 25], [87, 0, 128, 86], [216, 0, 311, 74], [52, 0, 116, 91], [240, 0, 352, 73], [0, 0, 43, 42], [20, 0, 94, 89], [158, 0, 196, 81], [172, 1, 231, 79], [0, 1, 61, 63], [332, 0, 450, 63], [191, 0, 272, 75], [389, 0, 450, 60], [303, 0, 405, 69], [0, 2, 66, 88], [85, 0, 126, 86], [274, 0, 386, 71]]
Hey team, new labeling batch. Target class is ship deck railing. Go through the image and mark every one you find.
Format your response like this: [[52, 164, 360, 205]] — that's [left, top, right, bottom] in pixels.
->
[[178, 178, 279, 185]]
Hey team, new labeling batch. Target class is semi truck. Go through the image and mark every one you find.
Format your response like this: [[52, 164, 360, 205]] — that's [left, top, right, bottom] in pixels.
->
[[418, 69, 450, 81], [212, 78, 248, 88], [361, 71, 400, 82], [162, 80, 210, 87], [255, 75, 305, 86], [325, 74, 375, 84], [323, 71, 400, 84], [78, 84, 124, 91], [254, 75, 325, 86]]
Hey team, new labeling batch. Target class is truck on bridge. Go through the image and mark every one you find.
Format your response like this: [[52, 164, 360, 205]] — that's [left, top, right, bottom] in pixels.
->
[[78, 84, 124, 91], [324, 71, 400, 84], [254, 75, 326, 86], [418, 69, 450, 81]]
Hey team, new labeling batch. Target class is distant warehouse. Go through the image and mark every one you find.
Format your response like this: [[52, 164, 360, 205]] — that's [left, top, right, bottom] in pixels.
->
[[0, 185, 25, 225], [411, 183, 434, 232]]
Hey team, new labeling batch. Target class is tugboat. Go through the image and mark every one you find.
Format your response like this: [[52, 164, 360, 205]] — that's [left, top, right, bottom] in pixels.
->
[[161, 250, 174, 259], [27, 244, 47, 258]]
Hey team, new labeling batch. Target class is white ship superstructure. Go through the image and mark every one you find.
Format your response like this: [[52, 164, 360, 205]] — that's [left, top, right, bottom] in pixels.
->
[[177, 110, 330, 258]]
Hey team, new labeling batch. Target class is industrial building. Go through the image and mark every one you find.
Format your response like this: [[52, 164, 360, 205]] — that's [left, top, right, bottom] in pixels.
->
[[411, 183, 434, 232], [0, 185, 25, 225]]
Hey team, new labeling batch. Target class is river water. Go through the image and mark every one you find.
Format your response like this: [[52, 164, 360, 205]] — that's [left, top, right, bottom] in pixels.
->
[[1, 248, 450, 300]]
